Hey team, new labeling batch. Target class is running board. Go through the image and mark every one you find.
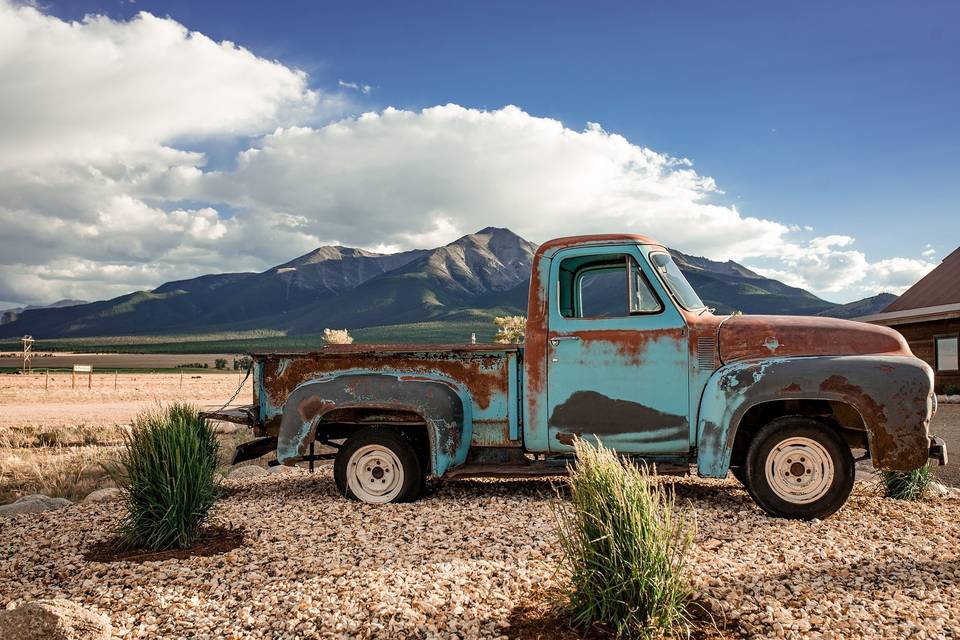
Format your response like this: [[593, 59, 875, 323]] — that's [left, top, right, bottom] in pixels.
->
[[444, 458, 690, 479], [444, 461, 570, 479]]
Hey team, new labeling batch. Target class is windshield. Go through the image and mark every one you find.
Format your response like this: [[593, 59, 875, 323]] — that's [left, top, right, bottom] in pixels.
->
[[649, 252, 706, 311]]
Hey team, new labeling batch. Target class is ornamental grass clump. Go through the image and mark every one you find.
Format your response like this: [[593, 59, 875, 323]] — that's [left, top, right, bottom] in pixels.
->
[[113, 403, 220, 550], [880, 462, 933, 501], [555, 438, 696, 639]]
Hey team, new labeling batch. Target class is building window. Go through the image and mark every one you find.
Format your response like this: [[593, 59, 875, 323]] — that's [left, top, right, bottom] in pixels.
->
[[936, 336, 959, 371]]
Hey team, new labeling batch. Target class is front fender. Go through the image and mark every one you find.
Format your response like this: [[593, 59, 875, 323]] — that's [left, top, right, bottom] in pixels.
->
[[696, 355, 934, 477], [276, 372, 473, 477]]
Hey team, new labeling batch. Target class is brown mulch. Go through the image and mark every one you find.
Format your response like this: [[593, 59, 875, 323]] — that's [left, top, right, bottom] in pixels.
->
[[506, 589, 603, 640], [82, 525, 244, 563], [505, 588, 734, 640]]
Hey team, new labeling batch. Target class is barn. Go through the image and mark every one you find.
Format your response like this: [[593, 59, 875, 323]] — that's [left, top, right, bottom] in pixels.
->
[[859, 247, 960, 392]]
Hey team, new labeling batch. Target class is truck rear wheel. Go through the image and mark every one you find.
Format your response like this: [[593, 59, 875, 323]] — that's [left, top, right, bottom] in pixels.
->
[[334, 427, 424, 504], [744, 416, 854, 520]]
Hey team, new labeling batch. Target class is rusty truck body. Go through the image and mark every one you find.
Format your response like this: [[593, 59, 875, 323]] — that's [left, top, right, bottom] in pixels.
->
[[214, 233, 946, 519]]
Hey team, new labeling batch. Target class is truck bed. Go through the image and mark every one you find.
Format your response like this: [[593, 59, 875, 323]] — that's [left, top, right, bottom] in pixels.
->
[[251, 344, 523, 449]]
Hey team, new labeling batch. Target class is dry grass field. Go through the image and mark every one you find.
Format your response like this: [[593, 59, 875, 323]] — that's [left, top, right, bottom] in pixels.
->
[[0, 370, 252, 503]]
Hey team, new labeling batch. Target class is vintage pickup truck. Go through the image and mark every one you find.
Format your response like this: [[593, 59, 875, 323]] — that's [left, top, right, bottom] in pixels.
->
[[211, 233, 946, 519]]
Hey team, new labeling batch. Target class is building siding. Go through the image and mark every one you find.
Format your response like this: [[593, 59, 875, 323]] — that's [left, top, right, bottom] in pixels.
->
[[892, 317, 960, 391]]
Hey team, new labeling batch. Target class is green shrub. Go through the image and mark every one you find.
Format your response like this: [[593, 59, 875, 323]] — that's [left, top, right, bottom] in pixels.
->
[[112, 403, 221, 550], [880, 462, 933, 501], [554, 438, 696, 639], [944, 384, 960, 396]]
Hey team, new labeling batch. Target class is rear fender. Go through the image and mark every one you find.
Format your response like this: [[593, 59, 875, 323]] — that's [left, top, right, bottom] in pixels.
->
[[696, 355, 934, 476], [276, 371, 472, 477]]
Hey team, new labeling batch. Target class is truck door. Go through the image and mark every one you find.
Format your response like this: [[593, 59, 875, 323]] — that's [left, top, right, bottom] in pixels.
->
[[546, 245, 690, 454]]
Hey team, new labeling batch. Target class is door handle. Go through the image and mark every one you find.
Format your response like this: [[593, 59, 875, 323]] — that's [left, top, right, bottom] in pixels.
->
[[549, 336, 580, 346]]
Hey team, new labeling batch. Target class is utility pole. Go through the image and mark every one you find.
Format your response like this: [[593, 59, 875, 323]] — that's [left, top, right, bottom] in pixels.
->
[[21, 335, 34, 373]]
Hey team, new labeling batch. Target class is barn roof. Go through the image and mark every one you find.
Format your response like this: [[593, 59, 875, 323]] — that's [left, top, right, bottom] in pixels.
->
[[883, 246, 960, 312]]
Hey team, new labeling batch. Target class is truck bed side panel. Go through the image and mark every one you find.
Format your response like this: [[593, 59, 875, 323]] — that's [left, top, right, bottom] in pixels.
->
[[254, 347, 520, 474]]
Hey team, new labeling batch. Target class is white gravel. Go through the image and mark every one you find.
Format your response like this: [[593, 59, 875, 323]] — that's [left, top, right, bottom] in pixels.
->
[[1, 467, 958, 639]]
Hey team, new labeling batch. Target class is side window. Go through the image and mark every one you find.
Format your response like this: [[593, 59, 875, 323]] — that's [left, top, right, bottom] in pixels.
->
[[558, 254, 662, 319]]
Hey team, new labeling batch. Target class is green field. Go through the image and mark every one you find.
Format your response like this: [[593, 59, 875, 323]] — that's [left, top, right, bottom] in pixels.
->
[[0, 321, 499, 354]]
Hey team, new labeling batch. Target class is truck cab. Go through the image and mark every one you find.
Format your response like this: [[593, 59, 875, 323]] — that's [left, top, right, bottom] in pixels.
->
[[218, 233, 946, 520]]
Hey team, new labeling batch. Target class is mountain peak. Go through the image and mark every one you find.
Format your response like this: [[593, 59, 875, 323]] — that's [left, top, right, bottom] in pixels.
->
[[276, 245, 385, 271]]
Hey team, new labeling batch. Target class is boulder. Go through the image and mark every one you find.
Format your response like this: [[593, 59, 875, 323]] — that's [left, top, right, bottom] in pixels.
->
[[228, 465, 268, 479], [82, 488, 123, 504], [0, 599, 111, 640], [0, 495, 71, 518]]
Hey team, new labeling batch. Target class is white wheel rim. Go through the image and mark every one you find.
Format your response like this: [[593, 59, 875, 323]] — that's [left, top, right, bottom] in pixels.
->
[[765, 436, 834, 504], [347, 444, 404, 503]]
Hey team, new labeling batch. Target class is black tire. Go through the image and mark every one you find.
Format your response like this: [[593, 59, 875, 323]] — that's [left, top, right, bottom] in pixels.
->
[[744, 416, 854, 520], [729, 465, 748, 487], [333, 427, 424, 503]]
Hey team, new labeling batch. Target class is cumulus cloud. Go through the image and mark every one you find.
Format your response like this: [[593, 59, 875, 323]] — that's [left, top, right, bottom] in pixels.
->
[[749, 236, 936, 296], [0, 2, 329, 169], [0, 2, 937, 306], [169, 105, 791, 261], [0, 1, 327, 303]]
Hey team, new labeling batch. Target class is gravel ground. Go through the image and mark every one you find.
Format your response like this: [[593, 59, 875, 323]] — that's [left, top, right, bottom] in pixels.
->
[[931, 405, 960, 487], [1, 468, 958, 639]]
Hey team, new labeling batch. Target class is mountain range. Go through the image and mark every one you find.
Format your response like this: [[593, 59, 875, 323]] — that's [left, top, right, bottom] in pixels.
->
[[0, 228, 896, 339]]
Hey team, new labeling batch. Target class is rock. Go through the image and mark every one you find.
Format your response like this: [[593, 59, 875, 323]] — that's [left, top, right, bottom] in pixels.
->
[[948, 395, 960, 404], [82, 488, 122, 504], [926, 482, 960, 499], [0, 599, 112, 639], [228, 465, 268, 479], [0, 495, 71, 517], [267, 464, 305, 475], [213, 422, 240, 435]]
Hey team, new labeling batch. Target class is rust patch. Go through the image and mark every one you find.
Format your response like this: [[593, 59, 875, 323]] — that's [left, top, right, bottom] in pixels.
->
[[534, 233, 661, 255], [575, 327, 684, 363], [782, 383, 802, 392], [720, 315, 911, 363], [261, 350, 509, 411], [297, 396, 335, 422], [818, 374, 905, 466]]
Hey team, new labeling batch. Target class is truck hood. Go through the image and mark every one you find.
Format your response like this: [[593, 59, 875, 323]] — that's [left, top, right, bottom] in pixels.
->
[[718, 314, 911, 364]]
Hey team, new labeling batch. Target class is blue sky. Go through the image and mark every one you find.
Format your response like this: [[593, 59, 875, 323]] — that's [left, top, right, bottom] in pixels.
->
[[1, 1, 957, 306]]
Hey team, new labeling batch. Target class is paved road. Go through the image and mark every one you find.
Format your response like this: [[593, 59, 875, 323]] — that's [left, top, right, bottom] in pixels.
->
[[932, 404, 960, 487]]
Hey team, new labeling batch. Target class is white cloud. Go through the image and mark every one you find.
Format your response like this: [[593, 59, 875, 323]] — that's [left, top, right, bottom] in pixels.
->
[[338, 79, 373, 95], [748, 236, 936, 297], [921, 244, 936, 258], [0, 2, 330, 169], [172, 105, 791, 261], [0, 2, 938, 307], [0, 1, 330, 303]]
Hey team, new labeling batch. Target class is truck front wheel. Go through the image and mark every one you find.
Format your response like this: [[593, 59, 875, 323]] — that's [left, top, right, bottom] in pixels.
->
[[744, 416, 854, 520], [334, 427, 425, 504]]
